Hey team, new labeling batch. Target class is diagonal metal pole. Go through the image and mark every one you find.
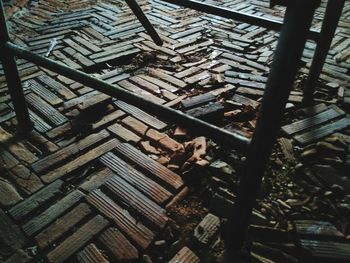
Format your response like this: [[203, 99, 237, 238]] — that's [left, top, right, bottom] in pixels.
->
[[125, 0, 163, 46], [0, 0, 32, 132], [160, 0, 320, 42], [225, 0, 321, 251], [303, 0, 346, 104]]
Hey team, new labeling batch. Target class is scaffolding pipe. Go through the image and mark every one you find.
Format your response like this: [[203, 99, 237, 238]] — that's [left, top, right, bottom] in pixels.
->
[[303, 0, 346, 103], [160, 0, 320, 42], [225, 0, 320, 251], [4, 41, 249, 151], [125, 0, 163, 46], [0, 0, 32, 131]]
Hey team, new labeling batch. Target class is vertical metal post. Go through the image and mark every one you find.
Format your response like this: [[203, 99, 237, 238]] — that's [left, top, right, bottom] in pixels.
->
[[125, 0, 163, 46], [0, 0, 32, 131], [225, 0, 320, 251], [303, 0, 345, 103]]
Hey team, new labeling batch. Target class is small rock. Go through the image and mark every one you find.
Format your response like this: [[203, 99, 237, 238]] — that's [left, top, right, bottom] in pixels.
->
[[154, 240, 167, 249], [173, 127, 187, 138]]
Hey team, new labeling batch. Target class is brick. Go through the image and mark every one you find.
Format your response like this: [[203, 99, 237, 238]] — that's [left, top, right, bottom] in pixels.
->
[[146, 129, 184, 153]]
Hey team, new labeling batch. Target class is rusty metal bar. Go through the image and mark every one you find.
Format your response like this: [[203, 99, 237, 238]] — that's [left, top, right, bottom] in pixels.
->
[[160, 0, 320, 42], [225, 0, 320, 251], [125, 0, 163, 46], [4, 41, 249, 151], [0, 0, 32, 131], [303, 0, 346, 103]]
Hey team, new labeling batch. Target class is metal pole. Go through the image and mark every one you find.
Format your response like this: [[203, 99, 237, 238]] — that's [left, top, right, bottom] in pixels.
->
[[160, 0, 320, 42], [225, 0, 320, 251], [5, 42, 249, 151], [0, 0, 32, 131], [126, 0, 163, 46], [303, 0, 345, 104]]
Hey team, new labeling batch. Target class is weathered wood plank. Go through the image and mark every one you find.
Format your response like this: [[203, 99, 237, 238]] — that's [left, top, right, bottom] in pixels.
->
[[181, 93, 216, 109], [299, 239, 350, 262], [62, 90, 100, 110], [148, 68, 187, 88], [186, 102, 225, 124], [0, 127, 38, 164], [0, 177, 22, 206], [138, 75, 178, 93], [9, 179, 64, 221], [107, 123, 141, 144], [129, 76, 161, 94], [115, 143, 184, 191], [9, 164, 44, 195], [230, 94, 259, 108], [105, 176, 168, 229], [79, 168, 115, 192], [29, 110, 52, 133], [282, 108, 344, 135], [26, 92, 68, 126], [118, 80, 166, 105], [41, 139, 120, 183], [32, 130, 110, 173], [38, 75, 76, 100], [99, 228, 139, 262], [294, 117, 350, 145], [121, 116, 149, 136], [25, 79, 63, 106], [77, 243, 109, 263], [294, 220, 344, 240], [0, 147, 19, 170], [0, 209, 29, 256], [86, 190, 154, 250], [22, 190, 85, 236], [100, 152, 172, 205], [115, 100, 167, 130], [46, 215, 109, 263], [35, 202, 92, 248]]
